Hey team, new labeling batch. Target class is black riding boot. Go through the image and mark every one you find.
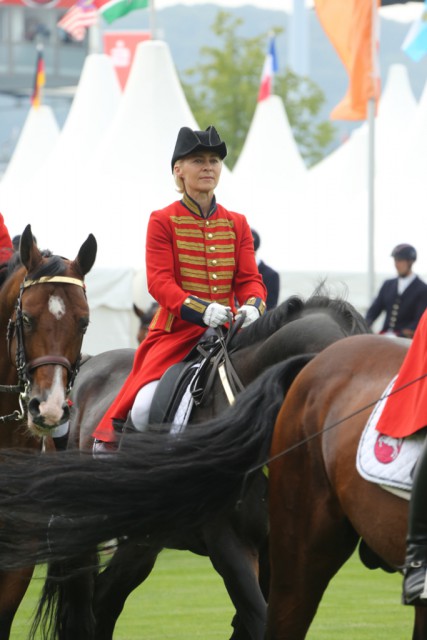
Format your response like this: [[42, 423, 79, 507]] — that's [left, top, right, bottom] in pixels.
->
[[403, 435, 427, 605]]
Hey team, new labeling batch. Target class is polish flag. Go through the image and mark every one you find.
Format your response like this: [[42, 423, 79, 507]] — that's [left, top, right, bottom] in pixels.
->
[[257, 37, 279, 102]]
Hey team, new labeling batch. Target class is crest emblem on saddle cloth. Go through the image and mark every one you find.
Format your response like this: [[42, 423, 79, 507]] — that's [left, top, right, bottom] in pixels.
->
[[374, 434, 403, 464], [357, 375, 425, 495]]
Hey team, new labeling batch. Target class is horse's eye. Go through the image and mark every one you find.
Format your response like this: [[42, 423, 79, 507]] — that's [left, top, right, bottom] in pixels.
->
[[80, 317, 89, 334]]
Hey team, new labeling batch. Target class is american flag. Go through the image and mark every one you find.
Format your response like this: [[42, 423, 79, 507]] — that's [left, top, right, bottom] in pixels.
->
[[57, 0, 98, 42]]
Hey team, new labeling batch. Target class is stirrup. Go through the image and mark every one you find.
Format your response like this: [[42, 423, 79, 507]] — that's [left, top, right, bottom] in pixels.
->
[[93, 439, 118, 459]]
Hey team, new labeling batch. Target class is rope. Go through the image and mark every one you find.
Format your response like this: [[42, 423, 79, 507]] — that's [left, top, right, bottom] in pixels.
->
[[246, 371, 427, 477]]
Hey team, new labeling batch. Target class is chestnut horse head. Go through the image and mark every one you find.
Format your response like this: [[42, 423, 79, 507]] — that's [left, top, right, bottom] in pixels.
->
[[0, 224, 97, 439]]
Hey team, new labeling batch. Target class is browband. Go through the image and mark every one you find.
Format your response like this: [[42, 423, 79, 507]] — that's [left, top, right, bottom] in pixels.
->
[[22, 276, 86, 289]]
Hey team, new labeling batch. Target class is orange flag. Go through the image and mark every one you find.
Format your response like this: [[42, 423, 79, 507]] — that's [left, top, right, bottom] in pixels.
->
[[314, 0, 380, 120]]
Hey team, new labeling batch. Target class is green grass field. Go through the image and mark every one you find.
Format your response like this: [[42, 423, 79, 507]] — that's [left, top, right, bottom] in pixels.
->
[[12, 549, 413, 639]]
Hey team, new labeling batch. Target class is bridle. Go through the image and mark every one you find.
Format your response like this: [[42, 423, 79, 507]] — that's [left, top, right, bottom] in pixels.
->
[[1, 275, 86, 423]]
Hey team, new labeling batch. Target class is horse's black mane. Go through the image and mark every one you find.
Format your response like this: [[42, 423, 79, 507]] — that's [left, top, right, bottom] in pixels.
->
[[231, 284, 370, 351], [0, 250, 66, 288]]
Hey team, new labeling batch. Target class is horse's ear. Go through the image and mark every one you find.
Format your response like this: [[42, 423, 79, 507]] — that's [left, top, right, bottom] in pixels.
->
[[74, 234, 97, 277], [20, 225, 42, 271], [133, 303, 145, 319]]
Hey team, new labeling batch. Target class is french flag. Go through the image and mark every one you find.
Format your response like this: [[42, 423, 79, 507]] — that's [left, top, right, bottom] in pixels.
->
[[257, 37, 279, 102]]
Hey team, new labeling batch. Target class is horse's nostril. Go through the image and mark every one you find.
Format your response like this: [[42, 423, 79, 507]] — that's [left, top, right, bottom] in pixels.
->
[[28, 397, 41, 418], [62, 402, 70, 421]]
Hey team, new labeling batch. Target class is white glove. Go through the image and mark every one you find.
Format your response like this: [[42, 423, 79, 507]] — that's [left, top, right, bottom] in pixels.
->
[[203, 303, 232, 328], [235, 305, 260, 328]]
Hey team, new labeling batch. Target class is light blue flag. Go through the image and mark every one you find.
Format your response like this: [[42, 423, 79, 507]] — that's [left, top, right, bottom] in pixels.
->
[[402, 0, 427, 62]]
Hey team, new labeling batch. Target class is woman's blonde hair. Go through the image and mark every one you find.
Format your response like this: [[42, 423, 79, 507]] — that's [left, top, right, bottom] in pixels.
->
[[173, 159, 185, 193]]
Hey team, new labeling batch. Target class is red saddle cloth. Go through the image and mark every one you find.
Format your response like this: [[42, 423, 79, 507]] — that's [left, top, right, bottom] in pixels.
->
[[376, 309, 427, 438]]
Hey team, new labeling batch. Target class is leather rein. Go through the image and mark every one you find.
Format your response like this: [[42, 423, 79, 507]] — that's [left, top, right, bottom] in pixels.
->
[[192, 311, 246, 408], [1, 275, 85, 423]]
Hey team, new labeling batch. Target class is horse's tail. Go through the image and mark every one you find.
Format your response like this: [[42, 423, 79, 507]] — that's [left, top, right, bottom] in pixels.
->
[[30, 563, 67, 640], [30, 555, 98, 640], [0, 354, 312, 570]]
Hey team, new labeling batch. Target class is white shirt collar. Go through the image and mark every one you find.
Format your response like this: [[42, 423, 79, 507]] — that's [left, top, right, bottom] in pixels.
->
[[397, 273, 416, 295]]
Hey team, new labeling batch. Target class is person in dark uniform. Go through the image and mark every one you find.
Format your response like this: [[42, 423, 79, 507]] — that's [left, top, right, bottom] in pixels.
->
[[365, 244, 427, 338], [251, 229, 280, 310]]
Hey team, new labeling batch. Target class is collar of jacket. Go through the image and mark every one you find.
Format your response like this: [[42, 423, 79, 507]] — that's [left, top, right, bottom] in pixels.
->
[[181, 192, 217, 218]]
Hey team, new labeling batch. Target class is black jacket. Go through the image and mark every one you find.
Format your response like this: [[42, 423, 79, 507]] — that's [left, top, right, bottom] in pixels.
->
[[365, 275, 427, 336], [258, 261, 280, 310]]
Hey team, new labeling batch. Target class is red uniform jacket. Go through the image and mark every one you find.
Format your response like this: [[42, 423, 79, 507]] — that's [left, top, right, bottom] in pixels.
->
[[0, 214, 13, 263], [376, 308, 427, 438], [94, 196, 267, 441]]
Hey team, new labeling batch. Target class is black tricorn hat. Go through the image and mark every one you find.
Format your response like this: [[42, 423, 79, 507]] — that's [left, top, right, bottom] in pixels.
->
[[171, 125, 227, 172]]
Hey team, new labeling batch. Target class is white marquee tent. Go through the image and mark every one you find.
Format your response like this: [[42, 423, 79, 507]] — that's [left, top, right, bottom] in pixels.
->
[[0, 105, 59, 216], [3, 33, 426, 352], [230, 94, 307, 278]]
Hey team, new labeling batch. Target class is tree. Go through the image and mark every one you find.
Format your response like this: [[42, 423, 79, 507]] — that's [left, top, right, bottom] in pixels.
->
[[181, 11, 335, 169]]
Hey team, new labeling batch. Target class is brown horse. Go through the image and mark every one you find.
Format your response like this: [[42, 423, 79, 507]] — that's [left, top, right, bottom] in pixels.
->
[[266, 334, 424, 639], [0, 224, 96, 639], [0, 334, 424, 637], [133, 302, 159, 343], [0, 291, 370, 639]]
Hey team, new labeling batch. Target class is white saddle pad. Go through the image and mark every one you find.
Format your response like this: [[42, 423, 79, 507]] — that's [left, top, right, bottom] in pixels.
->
[[357, 376, 425, 497]]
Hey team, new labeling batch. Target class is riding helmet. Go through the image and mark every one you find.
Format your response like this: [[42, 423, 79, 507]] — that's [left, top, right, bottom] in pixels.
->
[[391, 244, 417, 262], [171, 126, 227, 172]]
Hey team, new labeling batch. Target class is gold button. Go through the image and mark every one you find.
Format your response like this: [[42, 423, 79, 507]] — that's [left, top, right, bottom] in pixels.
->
[[185, 297, 191, 304], [206, 221, 210, 226], [212, 286, 218, 292], [212, 273, 218, 280], [207, 233, 213, 239], [210, 246, 216, 252], [212, 259, 217, 265]]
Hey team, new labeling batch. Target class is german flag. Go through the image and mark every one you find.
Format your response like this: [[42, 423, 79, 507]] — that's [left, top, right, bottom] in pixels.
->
[[31, 46, 45, 108]]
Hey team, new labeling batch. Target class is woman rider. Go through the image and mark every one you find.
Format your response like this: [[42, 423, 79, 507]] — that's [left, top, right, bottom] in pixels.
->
[[93, 125, 267, 454]]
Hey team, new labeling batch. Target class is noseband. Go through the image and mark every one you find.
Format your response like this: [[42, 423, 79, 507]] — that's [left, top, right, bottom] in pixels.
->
[[2, 275, 86, 422]]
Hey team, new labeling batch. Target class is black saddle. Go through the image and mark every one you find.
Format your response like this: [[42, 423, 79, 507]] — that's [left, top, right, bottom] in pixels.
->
[[149, 320, 245, 425]]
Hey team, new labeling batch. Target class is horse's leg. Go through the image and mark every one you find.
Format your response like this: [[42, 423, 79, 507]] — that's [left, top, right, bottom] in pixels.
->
[[93, 540, 161, 640], [227, 536, 271, 640], [203, 521, 266, 640], [0, 567, 34, 639], [413, 607, 427, 640], [267, 442, 359, 640]]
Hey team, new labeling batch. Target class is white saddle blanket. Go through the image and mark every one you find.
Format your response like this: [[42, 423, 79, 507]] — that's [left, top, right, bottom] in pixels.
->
[[357, 376, 425, 495]]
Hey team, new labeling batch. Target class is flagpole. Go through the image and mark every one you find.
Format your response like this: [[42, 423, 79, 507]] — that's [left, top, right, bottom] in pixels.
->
[[88, 15, 102, 54], [149, 0, 156, 38], [367, 97, 375, 302], [367, 0, 378, 303]]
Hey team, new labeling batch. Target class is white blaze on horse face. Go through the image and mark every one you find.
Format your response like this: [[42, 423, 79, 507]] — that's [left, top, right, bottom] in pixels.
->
[[37, 366, 66, 427], [48, 295, 66, 320]]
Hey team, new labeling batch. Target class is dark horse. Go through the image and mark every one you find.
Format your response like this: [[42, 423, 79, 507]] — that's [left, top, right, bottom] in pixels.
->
[[0, 224, 97, 639], [36, 289, 369, 640], [9, 292, 369, 639], [0, 335, 425, 637]]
